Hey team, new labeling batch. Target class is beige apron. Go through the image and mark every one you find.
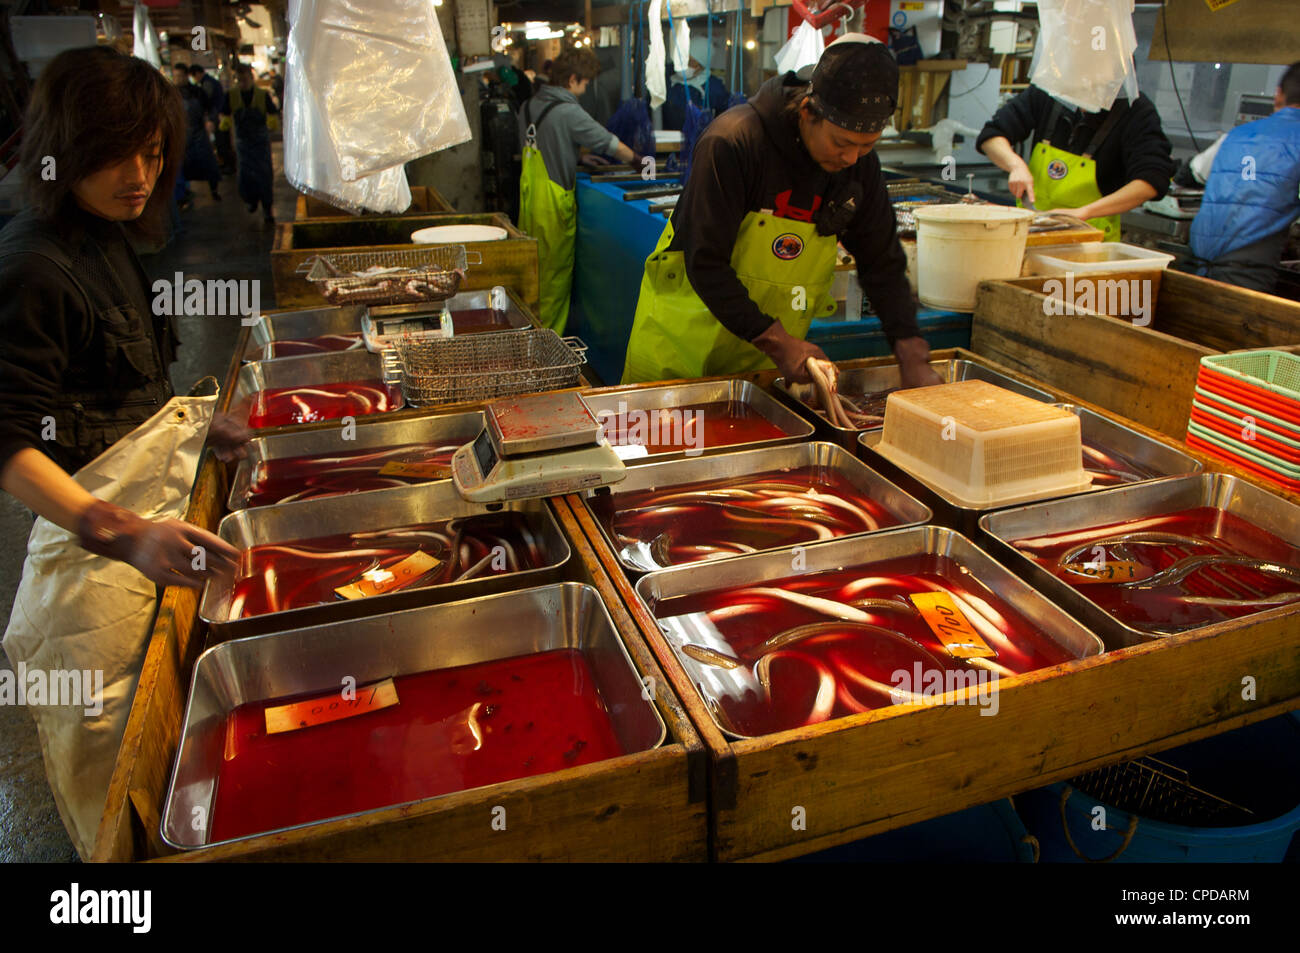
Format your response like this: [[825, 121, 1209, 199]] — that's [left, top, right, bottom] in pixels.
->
[[2, 395, 215, 858]]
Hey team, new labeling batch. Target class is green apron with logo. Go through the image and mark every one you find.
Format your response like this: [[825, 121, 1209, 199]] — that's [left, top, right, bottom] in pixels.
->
[[1022, 100, 1129, 242], [518, 100, 578, 334], [621, 212, 838, 383]]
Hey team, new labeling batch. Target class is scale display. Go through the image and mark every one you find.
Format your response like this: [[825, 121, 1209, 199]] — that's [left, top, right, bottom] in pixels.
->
[[453, 392, 626, 503]]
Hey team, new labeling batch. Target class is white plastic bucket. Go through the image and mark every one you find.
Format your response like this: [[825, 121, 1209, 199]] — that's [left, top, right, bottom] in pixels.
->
[[913, 205, 1036, 311]]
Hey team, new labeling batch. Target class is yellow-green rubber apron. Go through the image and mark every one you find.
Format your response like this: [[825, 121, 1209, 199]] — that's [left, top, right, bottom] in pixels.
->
[[621, 212, 837, 383], [1020, 100, 1128, 242], [1025, 140, 1120, 242], [518, 125, 577, 334]]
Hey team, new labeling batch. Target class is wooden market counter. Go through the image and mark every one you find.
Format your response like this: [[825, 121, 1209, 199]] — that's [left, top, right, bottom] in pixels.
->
[[93, 321, 1300, 860], [91, 325, 704, 862], [565, 349, 1300, 861]]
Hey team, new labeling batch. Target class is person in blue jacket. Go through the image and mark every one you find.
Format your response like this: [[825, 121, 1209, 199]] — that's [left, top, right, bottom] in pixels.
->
[[1189, 63, 1300, 294]]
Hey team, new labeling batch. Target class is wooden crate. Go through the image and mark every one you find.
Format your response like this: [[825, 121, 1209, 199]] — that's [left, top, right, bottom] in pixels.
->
[[974, 270, 1300, 441], [294, 186, 454, 221], [562, 364, 1300, 861], [270, 213, 539, 314], [92, 324, 706, 861], [972, 272, 1216, 440]]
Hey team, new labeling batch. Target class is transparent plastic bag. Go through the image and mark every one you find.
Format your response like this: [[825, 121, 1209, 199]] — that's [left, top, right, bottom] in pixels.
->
[[1030, 0, 1138, 113], [284, 0, 468, 214], [775, 21, 825, 75]]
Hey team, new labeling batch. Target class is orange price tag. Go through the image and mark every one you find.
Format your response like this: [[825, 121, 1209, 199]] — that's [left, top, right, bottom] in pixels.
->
[[1063, 560, 1153, 585], [378, 460, 452, 479], [264, 678, 399, 735], [910, 592, 995, 659], [334, 550, 441, 600]]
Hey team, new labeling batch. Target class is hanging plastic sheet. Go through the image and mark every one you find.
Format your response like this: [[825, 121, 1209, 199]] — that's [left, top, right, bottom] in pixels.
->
[[609, 1, 655, 156], [774, 20, 825, 75], [1030, 0, 1139, 114], [646, 0, 669, 110], [131, 1, 161, 68], [671, 14, 691, 74], [284, 0, 471, 214]]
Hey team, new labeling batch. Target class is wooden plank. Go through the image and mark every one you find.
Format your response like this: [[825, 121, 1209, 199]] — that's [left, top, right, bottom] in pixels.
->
[[971, 279, 1214, 439], [92, 454, 228, 861], [1152, 269, 1300, 353], [1024, 222, 1104, 247], [1152, 0, 1298, 66], [295, 186, 455, 221]]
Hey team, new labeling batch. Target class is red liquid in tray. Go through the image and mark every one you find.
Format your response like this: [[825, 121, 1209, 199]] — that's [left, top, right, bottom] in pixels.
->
[[265, 333, 364, 358], [590, 465, 901, 569], [598, 400, 787, 455], [656, 555, 1074, 737], [246, 380, 398, 428], [242, 442, 464, 507], [1013, 506, 1300, 633], [228, 513, 543, 619], [450, 307, 514, 333], [210, 649, 623, 843]]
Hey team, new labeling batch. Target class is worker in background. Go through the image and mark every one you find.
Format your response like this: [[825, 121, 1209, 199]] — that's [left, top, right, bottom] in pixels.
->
[[1187, 63, 1300, 295], [189, 64, 233, 174], [662, 39, 729, 132], [977, 84, 1173, 241], [0, 46, 245, 857], [221, 63, 280, 226], [171, 61, 222, 202], [622, 35, 941, 388], [517, 47, 638, 334]]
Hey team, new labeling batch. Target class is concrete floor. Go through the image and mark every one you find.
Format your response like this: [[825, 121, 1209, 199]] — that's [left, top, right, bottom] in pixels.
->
[[0, 147, 296, 862]]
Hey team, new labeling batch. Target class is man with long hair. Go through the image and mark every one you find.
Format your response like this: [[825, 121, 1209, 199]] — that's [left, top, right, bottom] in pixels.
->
[[0, 47, 242, 856]]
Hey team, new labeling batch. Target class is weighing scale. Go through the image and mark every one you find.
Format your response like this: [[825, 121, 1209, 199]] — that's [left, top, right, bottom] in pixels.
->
[[361, 301, 454, 351], [452, 392, 627, 503]]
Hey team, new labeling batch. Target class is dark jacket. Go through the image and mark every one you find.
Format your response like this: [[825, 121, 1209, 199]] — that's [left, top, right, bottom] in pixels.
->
[[0, 204, 176, 473], [976, 85, 1174, 199], [667, 72, 919, 344]]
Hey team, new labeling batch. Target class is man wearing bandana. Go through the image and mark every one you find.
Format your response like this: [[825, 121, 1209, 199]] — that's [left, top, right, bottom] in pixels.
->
[[622, 34, 941, 388]]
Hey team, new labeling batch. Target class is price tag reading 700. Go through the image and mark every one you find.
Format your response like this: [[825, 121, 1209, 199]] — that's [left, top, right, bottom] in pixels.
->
[[909, 592, 995, 659]]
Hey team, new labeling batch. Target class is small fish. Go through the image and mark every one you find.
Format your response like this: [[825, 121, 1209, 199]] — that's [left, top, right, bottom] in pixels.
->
[[849, 597, 918, 614], [680, 643, 741, 669], [651, 532, 673, 566]]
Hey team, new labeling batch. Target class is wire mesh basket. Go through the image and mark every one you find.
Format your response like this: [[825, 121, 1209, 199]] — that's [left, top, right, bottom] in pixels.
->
[[1069, 756, 1255, 827], [387, 329, 588, 406], [301, 246, 482, 307]]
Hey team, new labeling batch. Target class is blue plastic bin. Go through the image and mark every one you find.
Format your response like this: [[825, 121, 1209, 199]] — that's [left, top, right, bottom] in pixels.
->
[[1017, 712, 1300, 863]]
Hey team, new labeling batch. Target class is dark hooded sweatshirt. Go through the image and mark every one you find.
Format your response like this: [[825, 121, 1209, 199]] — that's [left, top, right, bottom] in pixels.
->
[[664, 72, 919, 345]]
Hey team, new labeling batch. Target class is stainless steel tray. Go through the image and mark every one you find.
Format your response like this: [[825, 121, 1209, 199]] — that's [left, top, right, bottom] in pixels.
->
[[578, 441, 931, 573], [165, 583, 666, 850], [227, 410, 485, 511], [1056, 403, 1202, 488], [200, 481, 571, 640], [773, 358, 1056, 451], [633, 526, 1104, 740], [232, 349, 405, 431], [240, 288, 535, 363], [860, 401, 1203, 537], [583, 379, 814, 464], [979, 474, 1300, 649]]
